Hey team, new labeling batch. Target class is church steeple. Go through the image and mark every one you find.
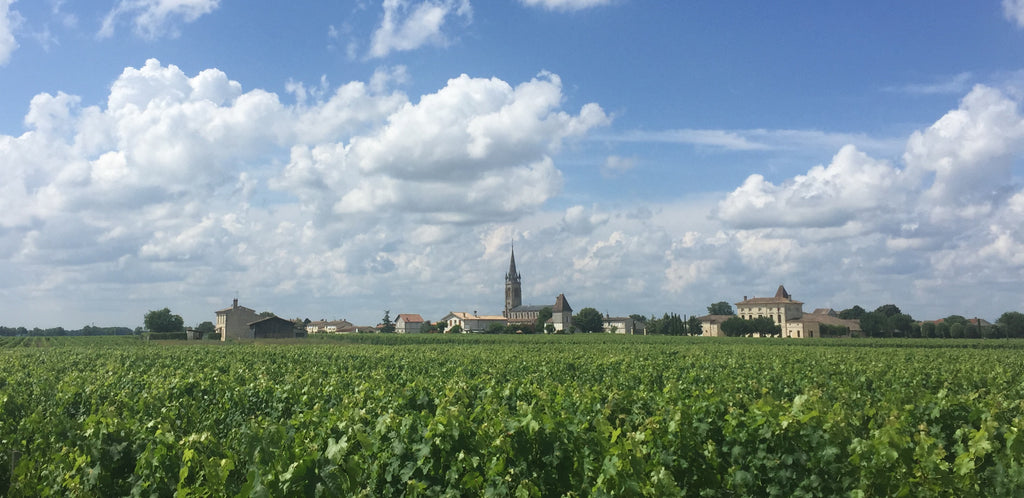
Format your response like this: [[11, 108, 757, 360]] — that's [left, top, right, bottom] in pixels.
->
[[504, 243, 522, 316]]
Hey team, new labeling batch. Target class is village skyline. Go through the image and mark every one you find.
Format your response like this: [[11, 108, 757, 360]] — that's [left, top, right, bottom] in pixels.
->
[[1, 2, 1023, 329]]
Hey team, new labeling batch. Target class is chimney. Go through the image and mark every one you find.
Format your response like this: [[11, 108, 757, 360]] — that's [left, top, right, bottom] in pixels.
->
[[233, 298, 238, 308]]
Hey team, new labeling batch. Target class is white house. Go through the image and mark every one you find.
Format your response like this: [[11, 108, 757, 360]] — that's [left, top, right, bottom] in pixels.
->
[[440, 312, 507, 333]]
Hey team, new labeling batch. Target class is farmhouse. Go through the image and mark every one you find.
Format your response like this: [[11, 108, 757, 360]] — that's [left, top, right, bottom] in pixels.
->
[[602, 315, 643, 335], [440, 311, 508, 333], [395, 314, 425, 333], [215, 299, 260, 341]]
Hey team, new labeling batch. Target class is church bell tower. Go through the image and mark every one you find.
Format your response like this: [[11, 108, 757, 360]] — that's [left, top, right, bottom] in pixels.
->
[[504, 244, 522, 317]]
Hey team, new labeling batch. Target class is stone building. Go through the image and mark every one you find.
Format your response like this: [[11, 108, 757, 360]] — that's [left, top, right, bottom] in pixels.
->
[[700, 285, 859, 338], [215, 298, 260, 341], [501, 245, 573, 330]]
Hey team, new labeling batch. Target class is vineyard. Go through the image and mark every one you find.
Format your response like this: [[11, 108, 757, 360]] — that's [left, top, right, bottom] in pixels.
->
[[2, 335, 1024, 496]]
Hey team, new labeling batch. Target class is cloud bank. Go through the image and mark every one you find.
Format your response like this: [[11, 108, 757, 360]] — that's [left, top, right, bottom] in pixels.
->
[[1, 60, 1022, 328]]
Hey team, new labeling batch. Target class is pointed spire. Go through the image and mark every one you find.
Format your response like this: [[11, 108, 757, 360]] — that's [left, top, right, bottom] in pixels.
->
[[775, 285, 790, 300], [507, 241, 519, 281]]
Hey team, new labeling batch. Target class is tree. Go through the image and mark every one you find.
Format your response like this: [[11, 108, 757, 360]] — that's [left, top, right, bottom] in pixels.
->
[[629, 314, 647, 323], [686, 316, 703, 336], [920, 321, 936, 338], [720, 316, 751, 337], [196, 321, 216, 337], [573, 307, 604, 334], [874, 304, 902, 318], [859, 312, 886, 338], [886, 313, 914, 338], [950, 322, 965, 339], [448, 324, 463, 334], [998, 311, 1024, 338], [144, 308, 184, 333], [838, 305, 867, 320], [661, 313, 685, 335], [750, 316, 781, 337], [936, 321, 951, 338], [707, 301, 735, 316], [258, 311, 276, 318], [535, 307, 553, 332], [380, 310, 395, 334]]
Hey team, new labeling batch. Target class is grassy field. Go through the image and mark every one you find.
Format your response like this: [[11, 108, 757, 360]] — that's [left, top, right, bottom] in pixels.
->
[[2, 334, 1023, 496]]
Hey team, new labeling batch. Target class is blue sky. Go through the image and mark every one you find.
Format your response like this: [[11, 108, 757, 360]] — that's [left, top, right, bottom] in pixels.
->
[[2, 0, 1024, 329]]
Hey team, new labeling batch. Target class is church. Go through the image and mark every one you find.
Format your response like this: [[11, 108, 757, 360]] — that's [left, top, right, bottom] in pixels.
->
[[502, 245, 572, 332]]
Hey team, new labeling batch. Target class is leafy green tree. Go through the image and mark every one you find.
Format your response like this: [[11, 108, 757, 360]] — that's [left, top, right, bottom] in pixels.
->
[[196, 321, 216, 337], [838, 305, 867, 320], [936, 321, 951, 339], [966, 321, 981, 339], [920, 321, 936, 338], [629, 314, 647, 323], [859, 312, 886, 338], [874, 304, 902, 318], [749, 316, 781, 337], [573, 307, 604, 333], [686, 316, 703, 336], [720, 316, 751, 337], [144, 308, 184, 333], [661, 313, 685, 335], [950, 322, 965, 339], [485, 323, 507, 334], [380, 310, 395, 334], [258, 311, 275, 318], [448, 324, 463, 334], [535, 307, 553, 332], [997, 312, 1024, 338], [707, 301, 735, 316], [887, 313, 914, 338], [908, 322, 922, 338]]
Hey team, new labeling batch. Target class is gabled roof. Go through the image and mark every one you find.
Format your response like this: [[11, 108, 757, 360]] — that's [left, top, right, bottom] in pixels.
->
[[775, 285, 791, 299], [552, 293, 572, 312], [396, 314, 424, 323], [216, 304, 256, 314]]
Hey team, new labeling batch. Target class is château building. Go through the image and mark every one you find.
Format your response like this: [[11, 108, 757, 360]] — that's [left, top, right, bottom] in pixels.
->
[[701, 285, 859, 338]]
